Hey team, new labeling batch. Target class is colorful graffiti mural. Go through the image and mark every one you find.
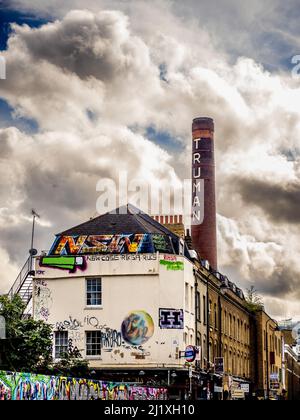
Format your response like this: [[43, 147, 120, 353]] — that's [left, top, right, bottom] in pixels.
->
[[0, 371, 168, 401], [39, 256, 87, 273], [121, 311, 154, 346], [49, 234, 173, 256], [159, 260, 184, 271]]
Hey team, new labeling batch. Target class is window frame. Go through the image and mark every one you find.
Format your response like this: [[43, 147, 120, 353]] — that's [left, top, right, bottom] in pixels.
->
[[86, 330, 102, 358], [86, 277, 102, 308], [54, 330, 68, 359]]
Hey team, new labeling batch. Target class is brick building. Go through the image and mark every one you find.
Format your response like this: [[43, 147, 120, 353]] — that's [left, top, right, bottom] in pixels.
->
[[253, 311, 284, 398], [284, 345, 300, 400], [194, 264, 254, 399]]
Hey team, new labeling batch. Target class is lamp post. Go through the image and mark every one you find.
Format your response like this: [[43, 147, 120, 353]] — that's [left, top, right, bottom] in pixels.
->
[[29, 209, 40, 271]]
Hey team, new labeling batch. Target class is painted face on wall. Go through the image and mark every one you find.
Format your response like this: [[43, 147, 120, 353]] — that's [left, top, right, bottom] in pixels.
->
[[121, 311, 154, 346]]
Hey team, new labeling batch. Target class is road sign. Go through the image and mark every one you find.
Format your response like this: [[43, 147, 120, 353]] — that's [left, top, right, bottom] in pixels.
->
[[270, 373, 279, 381], [214, 357, 224, 374], [195, 346, 202, 361], [185, 346, 196, 363], [231, 389, 245, 399], [240, 384, 250, 393]]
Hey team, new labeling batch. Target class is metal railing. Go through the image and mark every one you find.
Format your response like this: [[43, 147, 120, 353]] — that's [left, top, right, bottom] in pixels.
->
[[8, 256, 32, 299], [19, 281, 33, 307]]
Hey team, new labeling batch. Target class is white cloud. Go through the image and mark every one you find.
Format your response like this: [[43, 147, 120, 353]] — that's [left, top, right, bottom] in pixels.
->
[[0, 247, 19, 294], [0, 5, 300, 319]]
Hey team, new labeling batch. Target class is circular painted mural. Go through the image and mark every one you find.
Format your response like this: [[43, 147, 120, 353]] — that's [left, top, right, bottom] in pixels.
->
[[121, 311, 154, 346]]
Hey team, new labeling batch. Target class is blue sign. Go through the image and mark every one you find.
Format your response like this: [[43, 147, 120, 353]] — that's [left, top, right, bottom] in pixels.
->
[[185, 346, 196, 363]]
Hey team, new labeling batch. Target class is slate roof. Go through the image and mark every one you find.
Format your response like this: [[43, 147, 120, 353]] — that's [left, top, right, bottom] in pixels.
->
[[58, 204, 180, 239]]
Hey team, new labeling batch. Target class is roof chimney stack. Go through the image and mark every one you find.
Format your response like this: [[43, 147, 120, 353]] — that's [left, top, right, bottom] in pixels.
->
[[191, 117, 217, 270]]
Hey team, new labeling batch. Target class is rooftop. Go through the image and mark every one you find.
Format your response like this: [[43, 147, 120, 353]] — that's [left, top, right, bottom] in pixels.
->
[[58, 204, 181, 238], [50, 204, 190, 258]]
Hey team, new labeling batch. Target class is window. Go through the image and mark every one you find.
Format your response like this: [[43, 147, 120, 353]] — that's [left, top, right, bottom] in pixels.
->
[[233, 316, 236, 338], [209, 300, 212, 325], [86, 331, 101, 356], [203, 296, 206, 324], [86, 278, 102, 306], [196, 292, 201, 321], [185, 283, 189, 310], [55, 331, 68, 358], [214, 304, 217, 329], [190, 286, 194, 314]]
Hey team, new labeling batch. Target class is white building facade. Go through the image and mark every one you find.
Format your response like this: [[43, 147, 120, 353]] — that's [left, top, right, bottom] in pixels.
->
[[33, 252, 199, 371]]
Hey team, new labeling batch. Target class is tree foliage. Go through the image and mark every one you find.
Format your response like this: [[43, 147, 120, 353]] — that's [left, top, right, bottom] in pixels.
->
[[50, 339, 90, 378], [0, 294, 53, 372], [245, 286, 264, 313], [0, 294, 91, 376]]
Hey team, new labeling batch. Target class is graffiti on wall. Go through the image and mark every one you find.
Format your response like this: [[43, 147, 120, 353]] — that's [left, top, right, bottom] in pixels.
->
[[33, 280, 53, 321], [55, 318, 123, 352], [0, 371, 168, 400], [121, 311, 154, 346], [159, 259, 184, 271], [87, 254, 158, 262], [49, 233, 173, 256], [159, 309, 184, 329], [39, 256, 87, 273], [55, 316, 107, 332], [54, 313, 155, 353]]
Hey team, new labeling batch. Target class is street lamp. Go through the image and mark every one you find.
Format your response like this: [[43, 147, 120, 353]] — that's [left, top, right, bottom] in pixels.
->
[[29, 209, 40, 272]]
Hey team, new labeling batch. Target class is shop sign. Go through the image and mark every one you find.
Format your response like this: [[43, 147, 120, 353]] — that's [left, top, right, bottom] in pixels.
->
[[214, 357, 224, 374], [240, 384, 250, 393], [231, 389, 245, 399]]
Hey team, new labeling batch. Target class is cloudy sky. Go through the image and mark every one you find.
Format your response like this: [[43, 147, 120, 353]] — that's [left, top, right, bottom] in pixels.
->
[[0, 0, 300, 320]]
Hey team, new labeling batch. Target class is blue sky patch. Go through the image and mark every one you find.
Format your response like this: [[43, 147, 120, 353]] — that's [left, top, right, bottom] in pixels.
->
[[0, 6, 50, 51], [0, 98, 39, 133], [146, 126, 184, 154]]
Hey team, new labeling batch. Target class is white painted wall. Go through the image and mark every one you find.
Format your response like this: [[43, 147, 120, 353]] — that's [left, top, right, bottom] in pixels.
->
[[33, 253, 196, 369]]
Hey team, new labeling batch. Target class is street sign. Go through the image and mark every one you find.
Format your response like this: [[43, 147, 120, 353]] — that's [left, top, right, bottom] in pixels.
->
[[214, 357, 224, 374], [270, 373, 279, 381], [240, 384, 250, 393], [231, 389, 245, 399], [185, 346, 196, 363], [195, 346, 201, 361]]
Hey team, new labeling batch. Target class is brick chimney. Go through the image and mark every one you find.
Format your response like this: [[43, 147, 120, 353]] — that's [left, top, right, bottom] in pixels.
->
[[191, 117, 217, 270]]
